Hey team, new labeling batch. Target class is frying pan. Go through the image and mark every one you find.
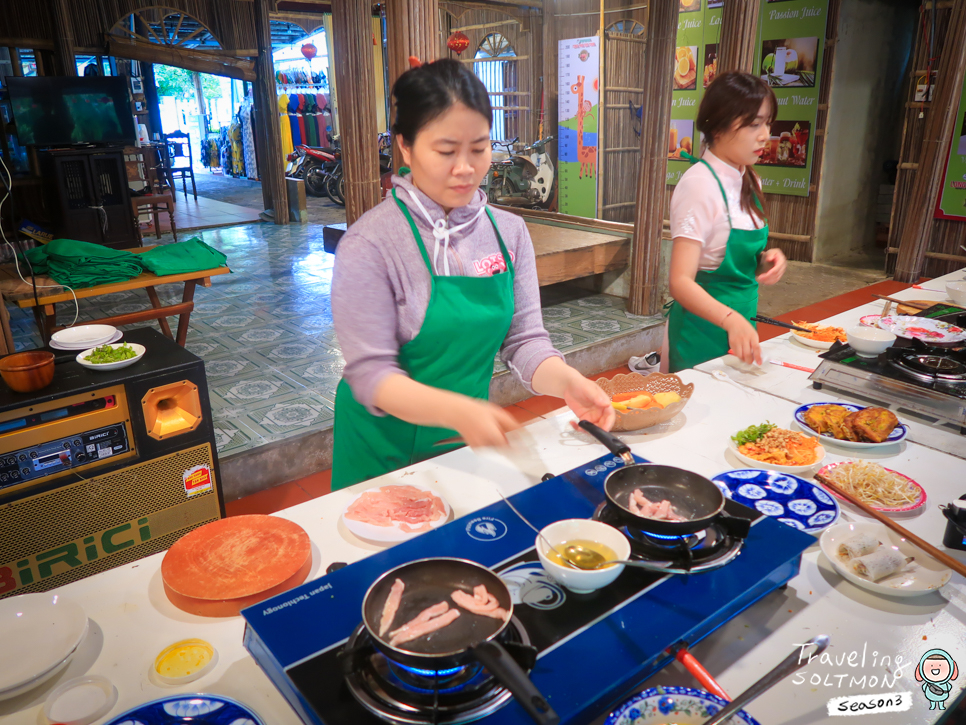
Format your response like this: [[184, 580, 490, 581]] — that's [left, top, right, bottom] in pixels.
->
[[362, 557, 559, 725], [578, 421, 751, 539]]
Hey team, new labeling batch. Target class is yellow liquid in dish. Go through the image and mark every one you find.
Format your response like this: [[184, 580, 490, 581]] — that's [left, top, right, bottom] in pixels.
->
[[155, 639, 214, 679], [545, 539, 619, 569]]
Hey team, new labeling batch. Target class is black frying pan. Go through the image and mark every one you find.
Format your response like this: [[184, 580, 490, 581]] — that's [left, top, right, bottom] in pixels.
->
[[362, 557, 559, 725], [579, 421, 751, 538]]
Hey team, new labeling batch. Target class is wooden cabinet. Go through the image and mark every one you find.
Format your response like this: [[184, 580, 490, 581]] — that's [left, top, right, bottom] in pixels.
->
[[40, 148, 138, 249]]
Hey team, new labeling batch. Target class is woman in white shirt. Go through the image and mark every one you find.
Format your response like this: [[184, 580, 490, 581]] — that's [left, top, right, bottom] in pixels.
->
[[665, 72, 787, 372]]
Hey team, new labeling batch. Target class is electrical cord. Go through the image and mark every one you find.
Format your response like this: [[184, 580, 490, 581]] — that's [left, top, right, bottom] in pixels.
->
[[0, 153, 80, 338]]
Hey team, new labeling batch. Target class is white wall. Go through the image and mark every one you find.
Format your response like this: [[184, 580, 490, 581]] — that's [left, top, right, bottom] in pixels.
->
[[813, 0, 917, 263]]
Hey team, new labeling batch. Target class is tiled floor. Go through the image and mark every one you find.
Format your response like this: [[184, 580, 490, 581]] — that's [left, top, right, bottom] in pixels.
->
[[137, 194, 263, 238], [7, 221, 658, 461]]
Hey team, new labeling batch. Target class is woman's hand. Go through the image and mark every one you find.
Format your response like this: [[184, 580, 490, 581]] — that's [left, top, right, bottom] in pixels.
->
[[724, 312, 762, 366], [756, 248, 787, 286], [445, 397, 521, 448], [563, 375, 616, 431]]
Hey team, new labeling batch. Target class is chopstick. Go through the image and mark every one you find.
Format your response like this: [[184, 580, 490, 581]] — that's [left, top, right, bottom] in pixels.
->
[[815, 473, 966, 580], [770, 360, 815, 373], [872, 294, 930, 310], [433, 436, 465, 447], [752, 315, 813, 334]]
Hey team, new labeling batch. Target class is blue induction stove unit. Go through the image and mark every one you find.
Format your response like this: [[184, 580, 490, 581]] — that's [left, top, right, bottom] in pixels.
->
[[242, 454, 814, 725]]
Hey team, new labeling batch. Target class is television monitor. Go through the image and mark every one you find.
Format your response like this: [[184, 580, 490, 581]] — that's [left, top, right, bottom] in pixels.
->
[[7, 76, 137, 146]]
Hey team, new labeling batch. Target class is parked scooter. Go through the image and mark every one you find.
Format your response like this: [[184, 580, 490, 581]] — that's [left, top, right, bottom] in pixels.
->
[[481, 136, 556, 209]]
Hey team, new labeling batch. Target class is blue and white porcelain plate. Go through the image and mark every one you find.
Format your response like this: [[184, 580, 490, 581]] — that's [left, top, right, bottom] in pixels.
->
[[105, 695, 265, 725], [793, 402, 908, 448], [605, 685, 760, 725], [712, 469, 840, 535]]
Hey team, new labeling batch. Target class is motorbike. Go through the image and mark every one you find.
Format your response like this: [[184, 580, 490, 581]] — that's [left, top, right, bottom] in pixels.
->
[[481, 136, 556, 209], [287, 135, 393, 207]]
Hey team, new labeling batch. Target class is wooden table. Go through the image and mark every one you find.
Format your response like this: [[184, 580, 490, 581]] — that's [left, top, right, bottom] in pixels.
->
[[0, 247, 230, 346]]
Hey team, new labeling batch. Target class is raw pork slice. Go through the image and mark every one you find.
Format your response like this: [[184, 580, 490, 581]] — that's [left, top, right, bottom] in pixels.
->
[[346, 485, 446, 529], [388, 604, 460, 646], [388, 601, 450, 639], [627, 489, 687, 522], [379, 579, 405, 637], [451, 584, 508, 620]]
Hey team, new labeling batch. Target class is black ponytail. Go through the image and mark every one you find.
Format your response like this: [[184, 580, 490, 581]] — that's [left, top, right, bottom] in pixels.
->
[[391, 59, 492, 144]]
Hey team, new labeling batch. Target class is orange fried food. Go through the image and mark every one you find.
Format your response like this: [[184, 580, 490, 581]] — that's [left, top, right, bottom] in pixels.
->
[[849, 407, 899, 443], [792, 322, 847, 343], [803, 404, 855, 440]]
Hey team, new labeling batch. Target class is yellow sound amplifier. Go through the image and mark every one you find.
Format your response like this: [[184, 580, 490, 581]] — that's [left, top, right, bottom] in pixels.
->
[[0, 328, 223, 598]]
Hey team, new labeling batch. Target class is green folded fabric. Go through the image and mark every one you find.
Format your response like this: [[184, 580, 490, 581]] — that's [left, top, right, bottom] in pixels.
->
[[23, 239, 143, 288], [138, 238, 228, 276]]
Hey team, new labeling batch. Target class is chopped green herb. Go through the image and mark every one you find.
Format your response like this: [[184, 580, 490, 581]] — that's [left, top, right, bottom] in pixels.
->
[[84, 343, 137, 364], [731, 421, 776, 446]]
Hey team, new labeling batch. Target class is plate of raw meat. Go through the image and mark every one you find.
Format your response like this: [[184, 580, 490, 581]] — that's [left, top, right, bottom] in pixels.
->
[[342, 483, 452, 542]]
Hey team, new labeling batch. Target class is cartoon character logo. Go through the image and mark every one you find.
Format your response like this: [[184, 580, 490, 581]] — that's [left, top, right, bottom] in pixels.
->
[[916, 649, 959, 710], [498, 563, 566, 610]]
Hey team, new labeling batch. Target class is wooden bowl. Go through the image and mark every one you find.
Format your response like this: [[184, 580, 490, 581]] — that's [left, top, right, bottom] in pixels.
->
[[0, 351, 55, 393], [596, 372, 694, 432]]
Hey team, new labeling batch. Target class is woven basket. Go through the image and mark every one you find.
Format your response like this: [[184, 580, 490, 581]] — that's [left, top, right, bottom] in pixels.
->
[[596, 372, 694, 432]]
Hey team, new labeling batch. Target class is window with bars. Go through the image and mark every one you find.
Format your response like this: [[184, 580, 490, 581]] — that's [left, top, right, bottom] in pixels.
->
[[473, 34, 518, 143]]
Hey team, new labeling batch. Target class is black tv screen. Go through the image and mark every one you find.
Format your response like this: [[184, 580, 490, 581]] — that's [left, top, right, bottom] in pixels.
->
[[7, 76, 137, 146]]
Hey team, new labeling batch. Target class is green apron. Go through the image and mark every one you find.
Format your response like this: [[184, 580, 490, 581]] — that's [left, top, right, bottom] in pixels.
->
[[667, 158, 769, 373], [331, 190, 516, 490]]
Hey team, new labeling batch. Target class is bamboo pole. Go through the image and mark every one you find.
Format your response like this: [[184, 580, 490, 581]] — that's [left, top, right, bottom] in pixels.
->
[[253, 0, 289, 224], [628, 0, 678, 316], [894, 0, 966, 282], [717, 0, 760, 74], [331, 0, 382, 225], [51, 0, 77, 76], [385, 0, 439, 173]]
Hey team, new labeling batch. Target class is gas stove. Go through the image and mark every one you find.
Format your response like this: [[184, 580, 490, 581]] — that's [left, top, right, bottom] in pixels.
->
[[592, 500, 744, 574], [810, 333, 966, 432], [242, 454, 813, 725]]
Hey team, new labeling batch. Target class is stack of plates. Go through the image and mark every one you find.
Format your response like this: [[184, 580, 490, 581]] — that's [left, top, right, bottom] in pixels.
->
[[49, 325, 120, 351], [0, 593, 89, 701]]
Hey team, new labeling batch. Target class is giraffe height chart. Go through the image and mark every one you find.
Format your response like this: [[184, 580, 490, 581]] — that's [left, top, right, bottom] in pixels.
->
[[558, 37, 600, 218]]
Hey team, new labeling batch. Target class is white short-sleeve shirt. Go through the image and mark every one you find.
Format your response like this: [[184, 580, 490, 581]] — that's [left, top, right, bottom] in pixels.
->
[[669, 150, 764, 271]]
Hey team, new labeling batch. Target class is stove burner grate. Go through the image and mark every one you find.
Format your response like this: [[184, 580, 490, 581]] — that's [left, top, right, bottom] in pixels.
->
[[592, 502, 744, 574], [890, 353, 966, 383], [341, 619, 533, 725]]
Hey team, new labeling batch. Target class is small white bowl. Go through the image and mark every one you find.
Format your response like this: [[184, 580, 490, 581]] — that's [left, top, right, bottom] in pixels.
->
[[846, 325, 896, 358], [947, 281, 966, 307], [537, 519, 631, 594]]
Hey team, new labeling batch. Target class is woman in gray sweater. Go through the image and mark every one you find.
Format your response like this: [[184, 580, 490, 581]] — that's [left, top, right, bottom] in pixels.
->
[[331, 59, 614, 490]]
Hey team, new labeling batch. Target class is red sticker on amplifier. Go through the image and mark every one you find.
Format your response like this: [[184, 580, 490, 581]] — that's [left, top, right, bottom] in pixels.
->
[[183, 465, 212, 497]]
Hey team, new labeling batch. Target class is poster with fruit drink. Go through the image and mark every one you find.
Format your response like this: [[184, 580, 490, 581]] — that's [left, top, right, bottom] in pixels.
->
[[666, 0, 705, 185], [935, 72, 966, 221], [558, 37, 600, 217], [752, 0, 829, 196]]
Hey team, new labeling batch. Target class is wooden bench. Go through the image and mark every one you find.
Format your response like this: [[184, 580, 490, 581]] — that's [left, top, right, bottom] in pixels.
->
[[0, 247, 230, 346]]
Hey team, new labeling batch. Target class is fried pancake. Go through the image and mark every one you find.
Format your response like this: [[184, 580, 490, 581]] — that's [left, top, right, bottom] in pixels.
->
[[850, 407, 899, 443], [803, 404, 852, 438]]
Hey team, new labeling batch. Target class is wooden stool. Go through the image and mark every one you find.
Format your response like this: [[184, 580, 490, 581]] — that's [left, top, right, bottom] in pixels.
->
[[132, 193, 178, 244]]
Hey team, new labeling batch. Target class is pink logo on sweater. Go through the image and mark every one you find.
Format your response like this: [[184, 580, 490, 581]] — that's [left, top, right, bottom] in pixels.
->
[[473, 251, 515, 276]]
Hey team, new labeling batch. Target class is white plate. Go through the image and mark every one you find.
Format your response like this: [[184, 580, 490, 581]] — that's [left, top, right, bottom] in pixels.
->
[[790, 331, 839, 350], [860, 314, 966, 343], [76, 343, 146, 371], [50, 330, 123, 350], [0, 593, 88, 696], [341, 483, 452, 543], [727, 436, 826, 474], [51, 325, 117, 347], [820, 522, 951, 598], [793, 402, 908, 449]]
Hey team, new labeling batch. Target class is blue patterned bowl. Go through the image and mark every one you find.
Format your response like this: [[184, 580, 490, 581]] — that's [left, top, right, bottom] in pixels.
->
[[605, 686, 760, 725], [105, 694, 264, 725], [793, 402, 908, 448], [712, 469, 839, 535]]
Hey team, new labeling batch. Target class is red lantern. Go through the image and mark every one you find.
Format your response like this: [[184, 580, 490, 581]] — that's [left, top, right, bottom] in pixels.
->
[[447, 31, 470, 55], [301, 43, 318, 61]]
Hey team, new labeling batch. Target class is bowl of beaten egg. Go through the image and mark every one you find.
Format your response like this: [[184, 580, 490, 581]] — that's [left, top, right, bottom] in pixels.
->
[[537, 519, 631, 593]]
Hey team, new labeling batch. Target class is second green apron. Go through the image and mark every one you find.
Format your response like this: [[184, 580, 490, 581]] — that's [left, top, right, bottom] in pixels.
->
[[668, 159, 769, 373], [331, 190, 516, 490]]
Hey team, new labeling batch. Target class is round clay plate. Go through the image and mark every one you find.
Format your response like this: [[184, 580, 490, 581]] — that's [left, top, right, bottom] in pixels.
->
[[816, 461, 926, 513], [820, 522, 951, 598], [342, 483, 452, 543]]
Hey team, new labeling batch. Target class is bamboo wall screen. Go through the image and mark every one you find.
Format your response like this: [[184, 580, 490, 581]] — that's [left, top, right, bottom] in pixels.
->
[[888, 4, 966, 278]]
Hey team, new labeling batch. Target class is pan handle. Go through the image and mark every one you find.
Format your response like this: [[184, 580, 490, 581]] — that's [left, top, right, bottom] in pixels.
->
[[718, 510, 752, 539], [470, 641, 560, 725], [578, 420, 634, 466]]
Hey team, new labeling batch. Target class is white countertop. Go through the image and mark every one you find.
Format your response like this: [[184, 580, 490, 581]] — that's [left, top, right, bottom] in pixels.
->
[[3, 269, 966, 725]]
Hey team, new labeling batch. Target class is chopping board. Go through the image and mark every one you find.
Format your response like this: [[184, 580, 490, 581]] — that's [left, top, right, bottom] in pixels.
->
[[896, 299, 938, 316], [161, 515, 312, 617]]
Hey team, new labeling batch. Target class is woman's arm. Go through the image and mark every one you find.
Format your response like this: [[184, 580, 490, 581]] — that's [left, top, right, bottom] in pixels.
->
[[669, 236, 761, 365], [531, 357, 615, 430]]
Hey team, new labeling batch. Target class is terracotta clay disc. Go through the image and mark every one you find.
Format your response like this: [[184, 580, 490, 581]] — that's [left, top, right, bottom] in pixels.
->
[[896, 300, 938, 316], [161, 515, 312, 617]]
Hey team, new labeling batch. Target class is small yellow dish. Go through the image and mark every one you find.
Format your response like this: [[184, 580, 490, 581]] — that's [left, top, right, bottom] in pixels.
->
[[153, 638, 218, 685]]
